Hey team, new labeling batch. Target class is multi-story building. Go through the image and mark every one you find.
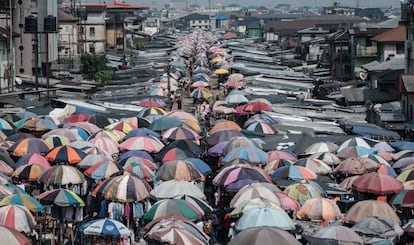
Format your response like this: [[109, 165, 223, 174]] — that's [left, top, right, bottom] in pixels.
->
[[57, 10, 78, 69]]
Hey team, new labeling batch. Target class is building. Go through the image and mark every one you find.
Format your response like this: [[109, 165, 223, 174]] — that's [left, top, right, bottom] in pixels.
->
[[182, 13, 210, 30], [79, 3, 107, 54], [170, 1, 187, 11], [57, 10, 78, 70], [372, 25, 405, 62]]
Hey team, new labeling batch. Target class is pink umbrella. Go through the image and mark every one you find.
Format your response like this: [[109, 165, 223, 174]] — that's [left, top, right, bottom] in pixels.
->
[[339, 175, 361, 190], [15, 153, 51, 168], [165, 110, 198, 122], [68, 122, 101, 134], [89, 137, 119, 156], [267, 150, 297, 162], [275, 192, 301, 211], [119, 136, 164, 153]]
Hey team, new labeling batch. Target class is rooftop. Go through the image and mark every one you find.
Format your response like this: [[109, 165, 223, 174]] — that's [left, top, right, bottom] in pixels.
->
[[371, 25, 405, 43]]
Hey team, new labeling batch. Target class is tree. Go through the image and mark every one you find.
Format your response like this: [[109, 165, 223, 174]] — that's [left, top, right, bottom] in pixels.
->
[[80, 53, 115, 86]]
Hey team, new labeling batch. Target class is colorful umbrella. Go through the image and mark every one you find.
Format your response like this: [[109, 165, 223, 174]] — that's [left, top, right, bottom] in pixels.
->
[[352, 172, 403, 195], [148, 117, 184, 132], [37, 189, 84, 207], [63, 113, 91, 123], [76, 154, 112, 169], [310, 152, 340, 166], [293, 158, 332, 175], [344, 200, 400, 224], [209, 120, 241, 135], [45, 145, 87, 164], [183, 158, 212, 175], [0, 225, 31, 245], [229, 182, 281, 208], [161, 126, 200, 141], [334, 157, 380, 175], [213, 68, 229, 75], [337, 137, 371, 152], [309, 226, 364, 245], [67, 122, 101, 134], [272, 165, 317, 182], [119, 156, 158, 170], [245, 122, 278, 135], [206, 129, 244, 145], [124, 128, 160, 141], [222, 146, 268, 165], [89, 136, 119, 156], [93, 173, 151, 202], [150, 180, 206, 200], [137, 107, 166, 118], [336, 146, 376, 159], [267, 150, 297, 162], [160, 140, 203, 155], [17, 116, 57, 131], [228, 226, 301, 245], [157, 160, 203, 181], [119, 136, 164, 153], [390, 190, 414, 207], [121, 117, 150, 129], [43, 127, 89, 141], [284, 181, 326, 205], [123, 162, 155, 181], [43, 135, 70, 147], [303, 141, 339, 155], [118, 150, 154, 162], [189, 88, 212, 100], [0, 205, 36, 233], [230, 197, 280, 217], [235, 207, 295, 231], [12, 164, 46, 182], [0, 193, 44, 212], [8, 138, 51, 157], [397, 168, 414, 182], [142, 199, 202, 225], [80, 218, 131, 237], [297, 197, 342, 222], [213, 164, 271, 188], [243, 101, 272, 113], [38, 165, 86, 185], [87, 115, 111, 128], [84, 160, 122, 180], [157, 148, 195, 163], [105, 121, 135, 134]]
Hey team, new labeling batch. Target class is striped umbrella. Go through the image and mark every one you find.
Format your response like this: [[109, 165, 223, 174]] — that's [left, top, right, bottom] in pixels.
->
[[157, 160, 203, 182], [123, 162, 156, 182], [45, 145, 87, 164], [93, 173, 151, 203], [43, 127, 89, 141], [63, 113, 91, 123], [88, 137, 119, 157], [84, 160, 122, 180], [272, 165, 317, 182], [15, 153, 50, 168], [37, 189, 85, 207], [12, 164, 47, 182], [80, 218, 131, 237], [105, 121, 135, 134], [8, 138, 51, 157], [297, 197, 342, 222], [213, 164, 272, 188], [137, 107, 167, 118], [157, 148, 195, 163], [245, 122, 278, 135], [150, 180, 206, 200], [119, 136, 164, 153], [119, 156, 158, 170], [77, 154, 112, 170], [222, 146, 268, 165], [0, 205, 36, 233], [43, 135, 70, 147], [38, 165, 86, 185], [293, 158, 332, 175], [284, 181, 326, 205], [0, 193, 44, 212], [142, 199, 202, 225], [0, 225, 31, 245], [161, 126, 201, 141]]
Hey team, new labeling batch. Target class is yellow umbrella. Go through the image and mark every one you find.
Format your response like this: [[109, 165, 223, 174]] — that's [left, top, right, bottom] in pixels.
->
[[185, 119, 201, 133], [211, 57, 224, 63], [214, 68, 229, 75]]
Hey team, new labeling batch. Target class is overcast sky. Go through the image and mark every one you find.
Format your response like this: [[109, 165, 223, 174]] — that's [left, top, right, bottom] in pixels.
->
[[82, 0, 402, 8]]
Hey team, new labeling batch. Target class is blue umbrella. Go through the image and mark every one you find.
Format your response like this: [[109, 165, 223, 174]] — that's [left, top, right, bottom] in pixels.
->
[[118, 150, 154, 162], [222, 146, 268, 165], [390, 141, 414, 151], [235, 207, 295, 231], [124, 128, 161, 140], [207, 141, 228, 155], [184, 158, 212, 175], [80, 218, 131, 237]]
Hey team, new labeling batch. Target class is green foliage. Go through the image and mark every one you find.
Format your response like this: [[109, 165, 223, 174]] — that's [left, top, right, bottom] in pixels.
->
[[80, 53, 115, 86], [95, 70, 113, 86]]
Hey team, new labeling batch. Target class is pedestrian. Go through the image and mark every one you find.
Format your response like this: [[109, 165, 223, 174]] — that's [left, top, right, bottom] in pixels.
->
[[176, 95, 182, 110]]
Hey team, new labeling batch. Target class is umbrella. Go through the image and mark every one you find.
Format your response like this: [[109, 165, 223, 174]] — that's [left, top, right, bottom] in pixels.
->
[[0, 185, 13, 199], [224, 93, 249, 104], [284, 181, 326, 205], [88, 114, 111, 128], [337, 137, 371, 152], [161, 126, 200, 141], [214, 68, 229, 75], [80, 218, 131, 237], [84, 160, 122, 180], [264, 159, 294, 175], [339, 175, 361, 190], [77, 154, 112, 169], [183, 158, 212, 175], [267, 150, 297, 162], [189, 88, 212, 100], [297, 197, 342, 222], [43, 135, 70, 147], [38, 165, 86, 185], [396, 168, 414, 182], [124, 128, 160, 140], [8, 138, 51, 157], [209, 120, 242, 134], [137, 97, 166, 107], [93, 173, 151, 202], [191, 81, 210, 88], [118, 150, 154, 162], [105, 121, 135, 134], [157, 160, 203, 181], [137, 107, 166, 118], [11, 164, 47, 182], [224, 80, 244, 89], [228, 227, 301, 245], [0, 160, 13, 176], [174, 195, 213, 216], [393, 156, 414, 170], [89, 137, 119, 156], [67, 122, 101, 134], [377, 164, 397, 177], [352, 216, 404, 239], [343, 200, 400, 224], [230, 197, 281, 216], [336, 146, 376, 159], [244, 122, 278, 135], [391, 189, 414, 208], [165, 110, 198, 122], [334, 157, 380, 175], [119, 156, 158, 170], [0, 225, 31, 245], [0, 193, 43, 212], [0, 205, 36, 233], [160, 140, 203, 155], [351, 172, 403, 195], [303, 142, 339, 155], [150, 180, 206, 200], [63, 113, 91, 123], [121, 117, 150, 129], [272, 165, 317, 182], [119, 136, 164, 153], [157, 148, 195, 163], [311, 152, 340, 166], [229, 182, 281, 208], [243, 101, 272, 113], [142, 199, 202, 224], [223, 137, 264, 154], [309, 226, 364, 245], [213, 164, 271, 188], [144, 217, 209, 245], [207, 129, 244, 145], [43, 127, 89, 141], [235, 207, 295, 231], [222, 146, 268, 165], [137, 100, 165, 108], [37, 189, 84, 207], [45, 145, 87, 164], [6, 133, 34, 142], [18, 116, 57, 131], [123, 162, 155, 181], [148, 117, 183, 132], [293, 158, 332, 175], [372, 141, 395, 152]]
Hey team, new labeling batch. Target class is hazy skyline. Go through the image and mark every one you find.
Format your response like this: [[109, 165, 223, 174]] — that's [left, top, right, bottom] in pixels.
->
[[82, 0, 402, 8]]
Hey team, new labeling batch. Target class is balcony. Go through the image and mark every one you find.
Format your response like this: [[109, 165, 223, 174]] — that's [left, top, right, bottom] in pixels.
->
[[356, 46, 377, 57]]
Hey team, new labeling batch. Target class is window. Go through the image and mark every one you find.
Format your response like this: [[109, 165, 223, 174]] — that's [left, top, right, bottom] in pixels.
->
[[89, 46, 95, 54], [89, 27, 95, 37]]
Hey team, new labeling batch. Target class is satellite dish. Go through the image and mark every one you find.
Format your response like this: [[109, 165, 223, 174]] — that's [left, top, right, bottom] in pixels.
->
[[359, 71, 368, 81]]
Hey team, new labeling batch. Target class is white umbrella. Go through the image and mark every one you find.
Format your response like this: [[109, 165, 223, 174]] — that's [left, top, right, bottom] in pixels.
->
[[150, 180, 206, 200], [80, 218, 131, 237]]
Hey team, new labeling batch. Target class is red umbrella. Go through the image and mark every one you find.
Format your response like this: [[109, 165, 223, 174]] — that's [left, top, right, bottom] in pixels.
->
[[243, 101, 272, 113], [138, 101, 165, 108], [352, 172, 403, 195], [63, 114, 91, 123]]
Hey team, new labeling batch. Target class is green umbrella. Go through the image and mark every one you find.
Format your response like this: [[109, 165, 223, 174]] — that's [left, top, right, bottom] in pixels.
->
[[142, 199, 202, 224], [148, 117, 183, 132]]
